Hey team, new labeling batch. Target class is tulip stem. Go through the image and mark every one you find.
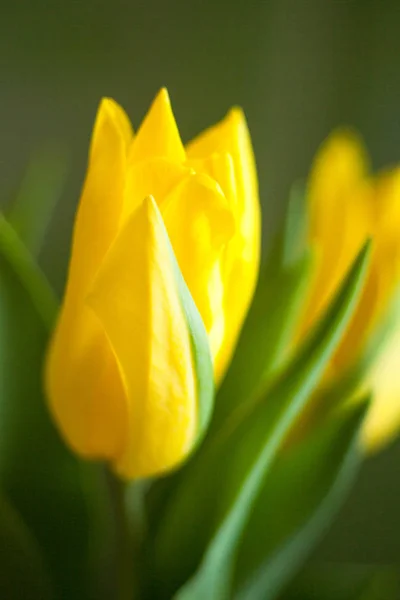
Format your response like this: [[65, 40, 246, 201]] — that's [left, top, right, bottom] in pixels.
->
[[84, 464, 145, 600], [103, 467, 136, 600]]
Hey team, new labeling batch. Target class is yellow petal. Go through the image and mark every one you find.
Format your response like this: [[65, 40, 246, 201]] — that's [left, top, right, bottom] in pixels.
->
[[188, 108, 261, 381], [67, 98, 133, 304], [301, 131, 372, 339], [370, 169, 400, 307], [161, 172, 235, 379], [46, 310, 129, 460], [128, 88, 186, 164], [45, 98, 133, 461], [90, 97, 134, 159], [87, 196, 197, 479], [186, 109, 259, 244]]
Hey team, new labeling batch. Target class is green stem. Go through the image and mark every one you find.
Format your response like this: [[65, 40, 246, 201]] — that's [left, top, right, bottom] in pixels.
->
[[83, 464, 136, 600], [104, 468, 135, 600]]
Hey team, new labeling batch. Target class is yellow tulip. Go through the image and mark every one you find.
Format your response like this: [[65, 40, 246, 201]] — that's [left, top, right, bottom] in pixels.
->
[[45, 89, 260, 479], [300, 130, 400, 451]]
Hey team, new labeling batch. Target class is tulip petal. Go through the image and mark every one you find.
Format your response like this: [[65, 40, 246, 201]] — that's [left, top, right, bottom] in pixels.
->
[[188, 153, 238, 211], [186, 109, 259, 253], [46, 98, 134, 461], [46, 312, 129, 460], [67, 98, 133, 303], [121, 157, 192, 222], [302, 131, 372, 336], [187, 108, 261, 381], [128, 88, 186, 164], [370, 169, 400, 318], [87, 196, 197, 479], [161, 172, 235, 380], [90, 97, 133, 160]]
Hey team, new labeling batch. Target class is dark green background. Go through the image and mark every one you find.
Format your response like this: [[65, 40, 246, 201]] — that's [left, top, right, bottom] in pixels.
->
[[1, 0, 399, 571]]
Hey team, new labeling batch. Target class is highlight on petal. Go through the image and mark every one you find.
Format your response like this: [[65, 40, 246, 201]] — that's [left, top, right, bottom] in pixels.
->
[[66, 98, 133, 305], [128, 88, 186, 164], [87, 196, 197, 479], [161, 172, 235, 380]]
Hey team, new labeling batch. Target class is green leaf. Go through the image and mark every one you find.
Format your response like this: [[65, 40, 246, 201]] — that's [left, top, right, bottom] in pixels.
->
[[151, 242, 370, 600], [7, 146, 67, 256], [282, 181, 308, 268], [0, 216, 89, 598], [233, 400, 369, 600], [0, 492, 52, 599]]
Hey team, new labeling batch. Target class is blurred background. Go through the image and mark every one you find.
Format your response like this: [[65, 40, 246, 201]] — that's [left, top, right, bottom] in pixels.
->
[[1, 0, 399, 576]]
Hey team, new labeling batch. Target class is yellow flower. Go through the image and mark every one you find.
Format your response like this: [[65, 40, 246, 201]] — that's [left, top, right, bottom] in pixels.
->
[[300, 130, 400, 451], [45, 89, 260, 479]]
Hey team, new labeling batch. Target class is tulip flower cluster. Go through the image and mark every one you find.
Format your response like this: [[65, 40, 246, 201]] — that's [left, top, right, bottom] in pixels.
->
[[0, 89, 399, 599]]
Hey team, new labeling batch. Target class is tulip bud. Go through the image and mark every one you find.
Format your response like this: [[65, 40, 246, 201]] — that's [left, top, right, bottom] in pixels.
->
[[45, 89, 260, 478]]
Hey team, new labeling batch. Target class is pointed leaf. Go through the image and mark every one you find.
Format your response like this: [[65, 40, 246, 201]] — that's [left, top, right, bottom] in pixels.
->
[[214, 183, 311, 432], [234, 400, 369, 600], [147, 185, 311, 529], [213, 252, 312, 432], [165, 208, 215, 443], [282, 181, 308, 267], [151, 242, 370, 600]]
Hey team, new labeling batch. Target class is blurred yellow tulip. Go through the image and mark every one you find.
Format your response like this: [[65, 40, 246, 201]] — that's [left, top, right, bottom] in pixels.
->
[[45, 89, 260, 478], [301, 130, 400, 451]]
